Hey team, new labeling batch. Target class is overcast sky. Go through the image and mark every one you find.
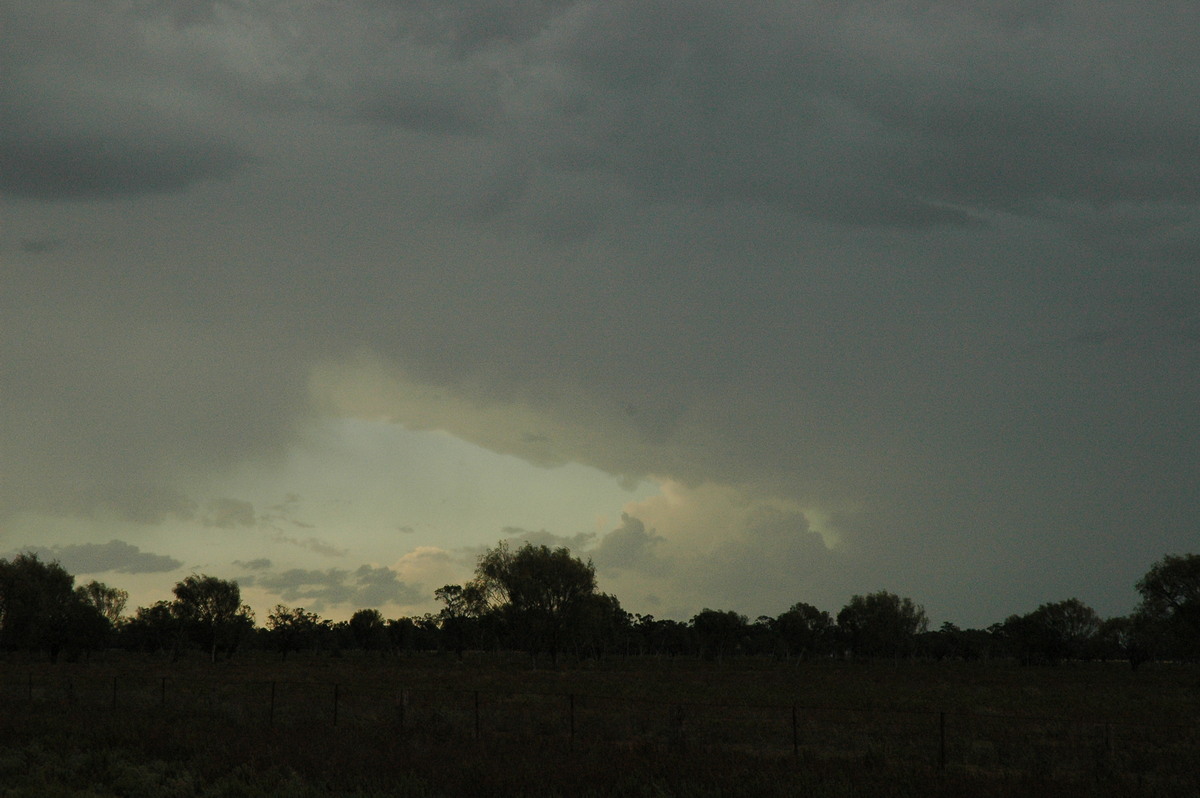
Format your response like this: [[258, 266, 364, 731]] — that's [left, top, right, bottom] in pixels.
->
[[3, 1, 1199, 627]]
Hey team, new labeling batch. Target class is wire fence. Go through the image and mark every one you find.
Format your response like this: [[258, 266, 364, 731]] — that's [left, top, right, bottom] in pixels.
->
[[2, 669, 1197, 783]]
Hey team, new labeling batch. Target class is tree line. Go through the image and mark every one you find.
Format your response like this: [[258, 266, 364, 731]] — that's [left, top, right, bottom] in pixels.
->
[[1, 544, 1197, 667]]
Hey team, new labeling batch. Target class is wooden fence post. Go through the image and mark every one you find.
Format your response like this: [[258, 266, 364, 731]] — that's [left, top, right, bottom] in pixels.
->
[[111, 676, 118, 711], [938, 711, 946, 772], [568, 693, 576, 751], [269, 681, 276, 726], [474, 690, 481, 740], [791, 704, 799, 757], [160, 676, 166, 708], [333, 683, 340, 727]]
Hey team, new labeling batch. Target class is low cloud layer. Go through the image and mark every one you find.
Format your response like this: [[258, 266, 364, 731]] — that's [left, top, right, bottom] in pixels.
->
[[14, 540, 182, 575], [246, 565, 422, 612]]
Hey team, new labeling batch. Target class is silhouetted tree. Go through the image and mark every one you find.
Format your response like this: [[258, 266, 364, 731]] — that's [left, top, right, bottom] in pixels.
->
[[75, 581, 128, 624], [773, 602, 835, 661], [919, 622, 994, 661], [1036, 598, 1101, 660], [570, 592, 630, 659], [997, 614, 1061, 665], [386, 616, 420, 654], [837, 591, 928, 659], [120, 600, 181, 655], [0, 552, 96, 660], [691, 609, 749, 662], [435, 584, 478, 658], [265, 605, 322, 660], [1135, 553, 1200, 661], [172, 575, 254, 662], [991, 599, 1100, 666], [349, 608, 388, 653], [1092, 615, 1153, 669], [631, 615, 692, 657], [464, 541, 600, 664]]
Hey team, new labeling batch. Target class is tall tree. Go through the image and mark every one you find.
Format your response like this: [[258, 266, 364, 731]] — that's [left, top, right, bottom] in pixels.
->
[[837, 591, 928, 659], [0, 552, 80, 659], [773, 602, 835, 660], [1135, 553, 1200, 660], [265, 605, 322, 661], [76, 580, 128, 624], [349, 608, 388, 653], [465, 541, 599, 664], [121, 600, 181, 656], [172, 574, 254, 662], [691, 608, 749, 662]]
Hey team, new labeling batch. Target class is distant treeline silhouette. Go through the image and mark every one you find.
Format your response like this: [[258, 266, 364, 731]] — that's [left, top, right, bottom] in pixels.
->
[[1, 544, 1197, 666]]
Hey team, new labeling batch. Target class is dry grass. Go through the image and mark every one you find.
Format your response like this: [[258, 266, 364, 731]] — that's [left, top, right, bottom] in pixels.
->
[[0, 651, 1196, 796]]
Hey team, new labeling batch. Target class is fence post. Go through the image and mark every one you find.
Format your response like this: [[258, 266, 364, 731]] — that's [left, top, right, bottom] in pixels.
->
[[398, 689, 407, 730], [938, 711, 946, 772], [333, 683, 340, 727], [269, 681, 276, 726], [111, 676, 118, 711], [474, 690, 481, 740], [791, 704, 799, 757], [671, 704, 686, 750], [27, 672, 32, 702], [568, 693, 576, 751], [160, 676, 166, 708]]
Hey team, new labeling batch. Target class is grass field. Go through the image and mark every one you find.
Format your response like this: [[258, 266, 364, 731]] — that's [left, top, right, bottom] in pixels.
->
[[1, 651, 1196, 796]]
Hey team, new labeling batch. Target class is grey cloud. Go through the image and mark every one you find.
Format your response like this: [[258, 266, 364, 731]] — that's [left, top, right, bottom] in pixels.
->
[[525, 2, 1200, 225], [15, 540, 182, 575], [18, 237, 64, 253], [593, 514, 668, 574], [0, 3, 251, 201], [93, 487, 198, 527], [0, 136, 248, 200], [254, 565, 421, 611], [696, 509, 835, 615], [202, 498, 257, 529], [497, 527, 596, 554], [355, 76, 498, 134], [2, 0, 1199, 626], [234, 558, 273, 570]]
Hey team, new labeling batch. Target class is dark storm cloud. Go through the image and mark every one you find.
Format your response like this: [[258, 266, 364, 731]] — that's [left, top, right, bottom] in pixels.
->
[[4, 0, 1200, 625], [15, 540, 182, 575], [0, 134, 248, 200], [18, 237, 64, 254], [0, 5, 250, 201]]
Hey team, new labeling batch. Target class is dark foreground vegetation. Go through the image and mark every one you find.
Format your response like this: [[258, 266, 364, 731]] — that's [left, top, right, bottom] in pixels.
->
[[1, 651, 1198, 797], [1, 546, 1198, 794], [2, 546, 1198, 670]]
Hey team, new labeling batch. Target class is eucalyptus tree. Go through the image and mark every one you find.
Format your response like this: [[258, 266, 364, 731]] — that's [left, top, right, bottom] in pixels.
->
[[265, 604, 323, 660], [463, 541, 600, 664], [836, 591, 928, 659], [172, 574, 254, 662], [1135, 553, 1200, 661]]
